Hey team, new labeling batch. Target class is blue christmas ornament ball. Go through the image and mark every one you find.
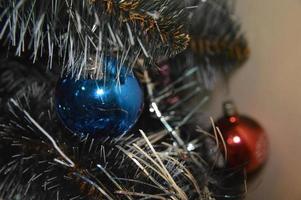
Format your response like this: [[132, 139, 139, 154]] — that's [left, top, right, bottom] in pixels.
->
[[55, 60, 144, 137]]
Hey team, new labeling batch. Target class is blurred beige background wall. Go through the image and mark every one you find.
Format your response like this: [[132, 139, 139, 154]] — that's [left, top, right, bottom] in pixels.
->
[[208, 0, 301, 199]]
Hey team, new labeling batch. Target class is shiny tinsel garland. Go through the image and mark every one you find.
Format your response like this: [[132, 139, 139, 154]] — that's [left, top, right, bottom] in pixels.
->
[[171, 0, 250, 89], [0, 0, 189, 79], [0, 50, 246, 200], [0, 0, 247, 199]]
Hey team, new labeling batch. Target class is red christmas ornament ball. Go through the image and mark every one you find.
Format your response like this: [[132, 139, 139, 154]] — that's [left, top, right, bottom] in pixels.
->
[[216, 101, 269, 174]]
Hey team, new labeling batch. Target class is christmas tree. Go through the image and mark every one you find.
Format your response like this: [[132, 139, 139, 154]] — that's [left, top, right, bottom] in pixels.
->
[[0, 0, 250, 199]]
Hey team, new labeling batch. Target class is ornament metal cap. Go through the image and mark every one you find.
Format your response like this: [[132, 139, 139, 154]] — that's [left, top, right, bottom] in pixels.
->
[[223, 100, 238, 117]]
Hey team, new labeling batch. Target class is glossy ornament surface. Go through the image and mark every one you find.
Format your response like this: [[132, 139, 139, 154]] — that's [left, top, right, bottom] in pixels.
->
[[55, 60, 144, 138], [216, 101, 269, 174]]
